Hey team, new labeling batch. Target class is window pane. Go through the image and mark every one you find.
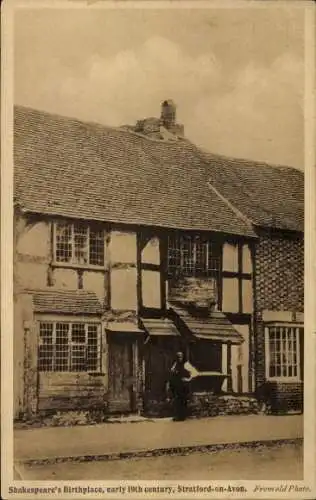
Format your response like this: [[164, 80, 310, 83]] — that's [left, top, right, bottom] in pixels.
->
[[195, 238, 207, 273], [38, 345, 53, 371], [208, 241, 221, 273], [87, 345, 98, 371], [38, 322, 101, 372], [74, 223, 88, 265], [168, 235, 181, 273], [89, 229, 104, 266], [87, 325, 99, 371], [55, 344, 69, 371], [268, 326, 301, 379], [55, 222, 72, 262], [182, 237, 194, 275], [71, 345, 86, 371], [55, 323, 69, 371], [56, 323, 69, 344], [40, 323, 53, 344], [71, 323, 86, 343]]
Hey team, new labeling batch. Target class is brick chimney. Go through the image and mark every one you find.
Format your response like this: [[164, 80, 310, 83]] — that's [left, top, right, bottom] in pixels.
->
[[160, 100, 184, 137]]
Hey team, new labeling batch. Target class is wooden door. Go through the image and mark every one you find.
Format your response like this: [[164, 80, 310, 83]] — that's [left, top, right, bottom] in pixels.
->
[[108, 335, 135, 413]]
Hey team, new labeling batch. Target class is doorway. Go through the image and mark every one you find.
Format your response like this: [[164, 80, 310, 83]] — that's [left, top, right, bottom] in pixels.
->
[[108, 334, 136, 413]]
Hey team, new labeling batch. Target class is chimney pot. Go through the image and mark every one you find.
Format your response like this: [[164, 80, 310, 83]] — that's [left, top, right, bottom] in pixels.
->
[[161, 99, 176, 129]]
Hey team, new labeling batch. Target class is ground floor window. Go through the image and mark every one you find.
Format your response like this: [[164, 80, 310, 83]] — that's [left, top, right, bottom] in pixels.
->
[[189, 340, 222, 372], [38, 321, 101, 372], [265, 324, 302, 380]]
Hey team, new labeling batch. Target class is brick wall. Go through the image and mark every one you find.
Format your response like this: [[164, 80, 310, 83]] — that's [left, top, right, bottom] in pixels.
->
[[254, 229, 304, 387]]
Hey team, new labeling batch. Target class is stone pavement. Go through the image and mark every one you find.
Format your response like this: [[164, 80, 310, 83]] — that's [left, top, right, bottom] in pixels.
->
[[14, 414, 303, 464]]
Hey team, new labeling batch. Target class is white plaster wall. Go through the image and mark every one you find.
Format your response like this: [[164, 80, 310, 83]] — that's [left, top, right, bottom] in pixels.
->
[[111, 268, 137, 310], [83, 271, 105, 302], [222, 243, 238, 272], [109, 231, 137, 264], [242, 280, 253, 314], [141, 237, 160, 265], [54, 268, 78, 289], [242, 244, 253, 274], [17, 221, 50, 258], [16, 262, 48, 289], [222, 277, 239, 313], [233, 324, 250, 393], [142, 270, 161, 308]]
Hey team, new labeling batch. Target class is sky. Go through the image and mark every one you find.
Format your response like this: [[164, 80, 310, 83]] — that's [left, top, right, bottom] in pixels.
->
[[14, 5, 305, 169]]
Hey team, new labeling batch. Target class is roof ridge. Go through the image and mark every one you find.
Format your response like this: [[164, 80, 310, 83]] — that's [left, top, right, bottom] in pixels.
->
[[14, 106, 302, 233], [15, 105, 303, 171], [198, 145, 303, 174], [15, 104, 190, 147]]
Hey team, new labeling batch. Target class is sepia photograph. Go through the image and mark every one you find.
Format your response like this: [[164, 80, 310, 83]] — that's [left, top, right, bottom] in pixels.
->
[[1, 0, 315, 498]]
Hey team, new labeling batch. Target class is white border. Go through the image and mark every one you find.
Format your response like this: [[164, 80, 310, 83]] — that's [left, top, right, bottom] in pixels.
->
[[1, 1, 315, 498]]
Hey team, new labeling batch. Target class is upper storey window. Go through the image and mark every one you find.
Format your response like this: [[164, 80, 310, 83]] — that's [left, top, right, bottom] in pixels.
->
[[54, 221, 105, 267], [168, 234, 221, 278]]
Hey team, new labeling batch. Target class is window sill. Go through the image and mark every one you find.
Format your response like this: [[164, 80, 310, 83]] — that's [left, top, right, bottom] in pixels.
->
[[52, 262, 106, 272], [39, 371, 105, 375], [266, 378, 302, 383]]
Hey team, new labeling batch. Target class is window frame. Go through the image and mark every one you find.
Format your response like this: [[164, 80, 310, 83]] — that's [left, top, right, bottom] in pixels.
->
[[167, 234, 221, 278], [52, 220, 106, 269], [264, 323, 302, 382], [38, 319, 102, 373]]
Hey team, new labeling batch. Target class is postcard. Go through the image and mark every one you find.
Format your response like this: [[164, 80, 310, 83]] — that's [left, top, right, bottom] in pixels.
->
[[1, 0, 315, 498]]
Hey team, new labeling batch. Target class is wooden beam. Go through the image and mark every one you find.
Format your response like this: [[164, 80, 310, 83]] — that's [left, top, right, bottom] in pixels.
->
[[159, 236, 167, 313], [23, 322, 38, 418], [238, 241, 243, 314], [136, 233, 143, 311], [227, 341, 233, 393], [225, 313, 252, 325]]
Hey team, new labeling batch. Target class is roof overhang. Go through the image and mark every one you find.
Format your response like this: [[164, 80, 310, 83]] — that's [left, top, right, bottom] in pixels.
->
[[30, 289, 103, 315], [140, 318, 181, 341], [105, 322, 144, 334], [170, 306, 244, 345]]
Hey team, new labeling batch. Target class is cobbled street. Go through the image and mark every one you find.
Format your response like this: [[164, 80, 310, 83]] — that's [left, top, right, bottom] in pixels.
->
[[16, 441, 303, 481]]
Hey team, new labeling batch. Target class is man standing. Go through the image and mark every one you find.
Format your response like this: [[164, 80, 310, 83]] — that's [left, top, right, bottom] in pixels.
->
[[167, 352, 198, 421]]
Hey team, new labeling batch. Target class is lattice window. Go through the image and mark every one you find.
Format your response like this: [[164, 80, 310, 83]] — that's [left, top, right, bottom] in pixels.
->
[[168, 234, 181, 273], [182, 237, 195, 275], [167, 234, 221, 277], [54, 222, 105, 267], [265, 325, 302, 380], [89, 229, 105, 266], [55, 222, 72, 263], [38, 322, 101, 372], [74, 223, 88, 265], [38, 323, 54, 371]]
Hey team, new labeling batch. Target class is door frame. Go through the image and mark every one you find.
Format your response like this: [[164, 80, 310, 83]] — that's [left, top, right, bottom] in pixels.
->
[[107, 333, 138, 413]]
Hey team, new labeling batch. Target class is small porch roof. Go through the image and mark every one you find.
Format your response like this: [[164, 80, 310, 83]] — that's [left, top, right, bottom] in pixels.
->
[[31, 289, 103, 315], [170, 306, 244, 344], [140, 317, 181, 337]]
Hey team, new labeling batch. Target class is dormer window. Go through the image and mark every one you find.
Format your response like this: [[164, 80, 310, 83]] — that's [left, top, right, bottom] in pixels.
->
[[53, 221, 105, 267]]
